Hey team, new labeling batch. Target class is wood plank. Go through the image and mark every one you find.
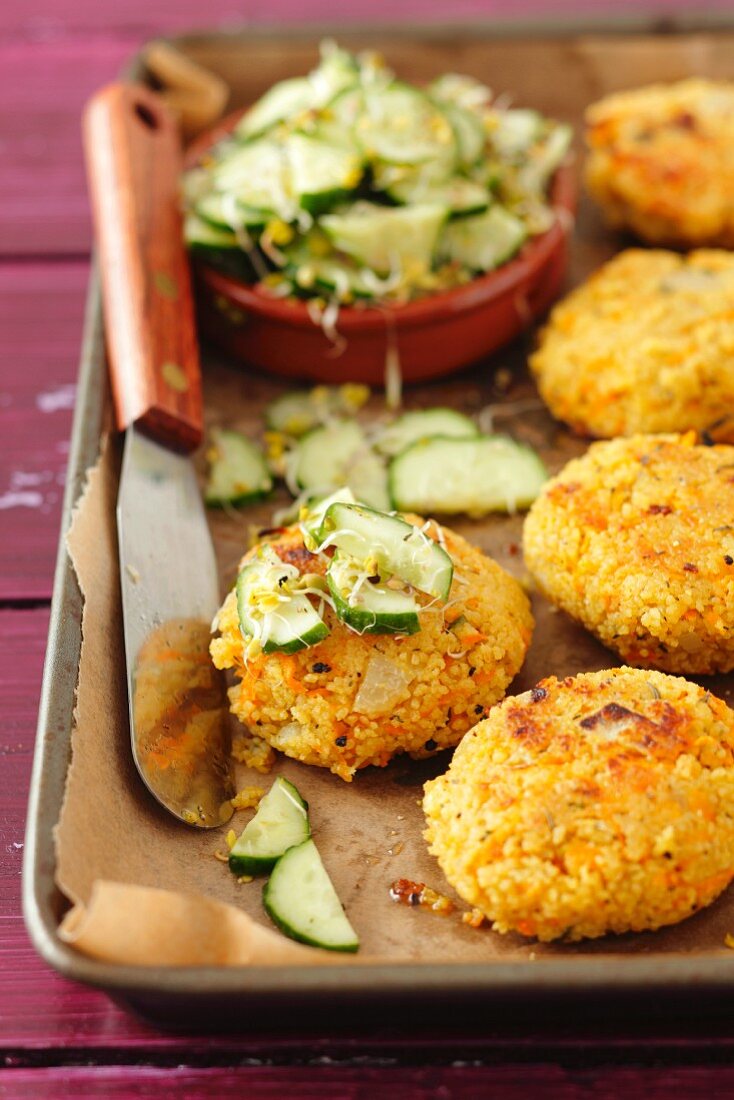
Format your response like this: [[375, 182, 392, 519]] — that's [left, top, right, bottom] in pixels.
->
[[2, 0, 733, 38], [4, 1064, 734, 1097], [0, 39, 131, 255], [0, 262, 87, 601]]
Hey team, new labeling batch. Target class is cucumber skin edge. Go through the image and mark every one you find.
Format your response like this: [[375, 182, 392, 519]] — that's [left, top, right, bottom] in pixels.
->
[[262, 881, 360, 953]]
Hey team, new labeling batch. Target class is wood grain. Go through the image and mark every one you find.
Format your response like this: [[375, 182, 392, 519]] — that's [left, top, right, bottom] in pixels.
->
[[0, 40, 132, 256], [0, 262, 87, 601], [84, 83, 202, 450]]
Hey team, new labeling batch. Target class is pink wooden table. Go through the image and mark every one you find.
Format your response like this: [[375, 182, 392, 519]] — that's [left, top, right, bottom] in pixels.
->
[[4, 2, 734, 1094]]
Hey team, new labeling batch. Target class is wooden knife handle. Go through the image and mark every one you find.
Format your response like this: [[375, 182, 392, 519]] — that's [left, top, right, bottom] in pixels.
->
[[83, 82, 203, 452]]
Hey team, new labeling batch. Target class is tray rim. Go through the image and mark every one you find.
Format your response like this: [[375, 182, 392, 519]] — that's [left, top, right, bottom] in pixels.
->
[[22, 25, 734, 1017]]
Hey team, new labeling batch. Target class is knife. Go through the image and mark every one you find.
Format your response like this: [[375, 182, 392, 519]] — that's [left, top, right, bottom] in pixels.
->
[[83, 82, 235, 828]]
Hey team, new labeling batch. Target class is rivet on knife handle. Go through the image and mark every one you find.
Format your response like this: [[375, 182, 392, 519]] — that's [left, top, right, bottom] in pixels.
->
[[83, 82, 203, 453]]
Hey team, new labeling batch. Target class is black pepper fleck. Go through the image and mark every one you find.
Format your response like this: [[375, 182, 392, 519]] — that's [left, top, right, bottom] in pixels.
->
[[424, 739, 437, 752], [312, 661, 331, 673], [725, 556, 733, 566], [334, 735, 347, 747], [683, 563, 698, 573], [474, 704, 484, 715], [531, 686, 548, 702]]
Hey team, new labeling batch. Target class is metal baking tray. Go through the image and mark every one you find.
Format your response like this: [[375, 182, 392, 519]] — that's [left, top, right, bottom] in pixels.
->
[[23, 24, 734, 1028]]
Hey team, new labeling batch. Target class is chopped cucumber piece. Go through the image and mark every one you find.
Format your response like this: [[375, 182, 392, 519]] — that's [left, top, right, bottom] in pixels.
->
[[375, 408, 479, 457], [321, 202, 448, 277], [266, 385, 369, 437], [347, 448, 390, 512], [310, 40, 359, 103], [439, 205, 527, 272], [517, 123, 573, 195], [205, 428, 273, 507], [293, 420, 389, 510], [327, 551, 420, 635], [320, 502, 453, 600], [237, 546, 329, 654], [389, 435, 548, 517], [283, 234, 375, 300], [300, 487, 356, 547], [428, 73, 492, 112], [440, 101, 486, 168], [263, 838, 359, 952], [213, 140, 292, 219], [490, 109, 544, 158], [195, 192, 267, 232], [184, 211, 238, 252], [229, 778, 310, 876], [236, 77, 315, 140], [386, 173, 489, 217], [294, 420, 393, 510], [356, 82, 457, 170], [293, 420, 366, 493], [327, 86, 365, 132], [285, 133, 363, 216]]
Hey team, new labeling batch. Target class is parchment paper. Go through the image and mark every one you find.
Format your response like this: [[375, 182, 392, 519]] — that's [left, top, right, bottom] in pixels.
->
[[55, 30, 734, 968]]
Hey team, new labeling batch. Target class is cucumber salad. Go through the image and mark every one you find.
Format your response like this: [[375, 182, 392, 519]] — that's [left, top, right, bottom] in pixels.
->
[[236, 494, 453, 659], [183, 41, 572, 308]]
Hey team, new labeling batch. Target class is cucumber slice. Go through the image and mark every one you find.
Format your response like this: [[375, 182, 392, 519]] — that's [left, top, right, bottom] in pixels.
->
[[321, 202, 448, 277], [229, 777, 310, 876], [428, 73, 492, 112], [490, 109, 544, 158], [300, 487, 356, 547], [184, 213, 262, 280], [265, 385, 369, 437], [320, 502, 453, 601], [236, 77, 314, 140], [310, 40, 359, 103], [263, 838, 359, 952], [235, 45, 358, 142], [356, 83, 457, 170], [375, 408, 479, 457], [389, 435, 548, 517], [285, 133, 363, 216], [517, 123, 573, 195], [439, 205, 527, 272], [195, 192, 268, 232], [205, 428, 273, 507], [386, 173, 489, 217], [184, 211, 238, 252], [286, 247, 376, 301], [213, 141, 292, 220], [327, 552, 420, 635], [237, 547, 329, 654], [294, 420, 366, 494], [293, 421, 389, 510], [347, 450, 390, 512], [440, 102, 486, 168]]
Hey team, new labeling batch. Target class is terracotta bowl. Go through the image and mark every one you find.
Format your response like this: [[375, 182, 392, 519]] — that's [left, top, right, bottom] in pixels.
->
[[187, 112, 576, 385]]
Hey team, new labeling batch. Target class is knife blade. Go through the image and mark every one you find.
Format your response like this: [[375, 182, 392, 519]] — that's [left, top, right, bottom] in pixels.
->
[[84, 82, 235, 827]]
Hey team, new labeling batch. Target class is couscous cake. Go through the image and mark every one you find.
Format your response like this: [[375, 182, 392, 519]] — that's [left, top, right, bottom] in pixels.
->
[[523, 434, 734, 675], [211, 518, 533, 781], [423, 667, 734, 942], [585, 79, 734, 248], [530, 249, 734, 440]]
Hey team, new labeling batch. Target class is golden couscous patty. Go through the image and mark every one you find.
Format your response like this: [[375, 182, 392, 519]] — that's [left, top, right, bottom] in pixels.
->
[[523, 434, 734, 675], [530, 249, 734, 440], [585, 79, 734, 247], [211, 519, 533, 781], [424, 667, 734, 942]]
